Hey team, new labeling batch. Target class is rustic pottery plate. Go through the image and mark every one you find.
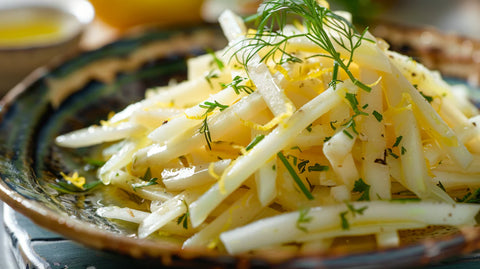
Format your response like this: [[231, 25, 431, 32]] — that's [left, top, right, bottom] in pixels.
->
[[1, 26, 480, 268]]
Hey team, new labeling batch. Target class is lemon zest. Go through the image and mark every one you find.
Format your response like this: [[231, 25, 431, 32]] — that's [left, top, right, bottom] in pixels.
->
[[238, 103, 294, 131], [60, 171, 86, 189]]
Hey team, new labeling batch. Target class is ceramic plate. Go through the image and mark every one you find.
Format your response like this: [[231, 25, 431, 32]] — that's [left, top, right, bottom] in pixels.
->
[[1, 26, 480, 268]]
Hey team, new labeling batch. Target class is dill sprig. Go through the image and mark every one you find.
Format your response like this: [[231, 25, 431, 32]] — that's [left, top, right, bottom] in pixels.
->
[[221, 76, 254, 95], [199, 100, 229, 150], [234, 0, 372, 92], [177, 199, 190, 229]]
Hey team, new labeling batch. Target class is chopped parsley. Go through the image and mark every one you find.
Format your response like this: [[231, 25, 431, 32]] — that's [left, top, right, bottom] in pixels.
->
[[372, 110, 383, 122], [296, 207, 313, 232], [132, 168, 159, 190], [353, 178, 371, 201], [340, 202, 368, 230], [308, 163, 329, 172], [393, 136, 403, 147], [420, 91, 434, 103]]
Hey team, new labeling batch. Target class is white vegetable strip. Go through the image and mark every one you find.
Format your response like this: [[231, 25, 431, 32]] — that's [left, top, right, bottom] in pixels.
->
[[55, 123, 143, 148], [148, 86, 246, 144], [97, 206, 149, 223], [220, 10, 295, 119], [376, 231, 400, 248], [255, 158, 277, 206], [107, 170, 173, 202], [382, 61, 473, 169], [220, 201, 480, 254], [110, 74, 228, 124], [323, 128, 358, 189], [183, 189, 263, 248], [131, 92, 267, 173], [98, 140, 139, 184], [138, 188, 205, 238], [189, 83, 351, 227], [162, 159, 231, 191], [131, 108, 184, 129], [432, 170, 480, 189], [388, 104, 428, 198], [359, 70, 390, 199]]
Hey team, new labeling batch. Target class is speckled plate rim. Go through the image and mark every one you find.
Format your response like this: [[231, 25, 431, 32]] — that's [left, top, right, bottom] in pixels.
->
[[1, 28, 480, 269]]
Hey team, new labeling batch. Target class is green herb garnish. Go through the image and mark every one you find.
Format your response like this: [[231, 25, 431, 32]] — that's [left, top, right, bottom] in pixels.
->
[[221, 76, 254, 95], [245, 134, 265, 151], [199, 100, 229, 150], [236, 0, 372, 92], [353, 178, 370, 201], [296, 207, 313, 232], [277, 151, 314, 200], [176, 200, 190, 229]]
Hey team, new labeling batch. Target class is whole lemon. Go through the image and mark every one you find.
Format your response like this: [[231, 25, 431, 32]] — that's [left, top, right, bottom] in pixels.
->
[[89, 0, 205, 30]]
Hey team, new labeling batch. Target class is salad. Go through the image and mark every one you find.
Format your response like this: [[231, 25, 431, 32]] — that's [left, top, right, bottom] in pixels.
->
[[55, 0, 480, 254]]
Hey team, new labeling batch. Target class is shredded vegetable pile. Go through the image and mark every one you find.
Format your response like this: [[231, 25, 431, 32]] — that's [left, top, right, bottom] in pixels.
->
[[55, 0, 480, 254]]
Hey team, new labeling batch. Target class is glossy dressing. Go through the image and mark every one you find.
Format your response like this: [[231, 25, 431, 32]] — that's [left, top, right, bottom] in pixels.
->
[[0, 7, 80, 47]]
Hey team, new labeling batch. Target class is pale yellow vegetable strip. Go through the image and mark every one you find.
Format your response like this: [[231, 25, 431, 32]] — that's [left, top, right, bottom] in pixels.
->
[[107, 170, 173, 201], [131, 92, 267, 173], [252, 130, 277, 206], [219, 9, 246, 44], [55, 123, 143, 148], [432, 170, 480, 189], [183, 189, 263, 248], [138, 188, 204, 238], [98, 140, 139, 184], [131, 108, 184, 129], [220, 10, 295, 118], [323, 128, 358, 189], [97, 206, 149, 223], [97, 206, 199, 237], [276, 170, 313, 211], [148, 86, 246, 143], [388, 50, 478, 117], [220, 201, 480, 254], [289, 124, 332, 149], [95, 206, 195, 236], [376, 231, 400, 248], [388, 102, 428, 198], [435, 154, 480, 173], [162, 159, 231, 191], [359, 70, 390, 199], [189, 83, 350, 227], [187, 49, 228, 80], [382, 62, 472, 169], [248, 60, 295, 117], [297, 223, 425, 244], [110, 76, 224, 124], [255, 158, 277, 206]]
